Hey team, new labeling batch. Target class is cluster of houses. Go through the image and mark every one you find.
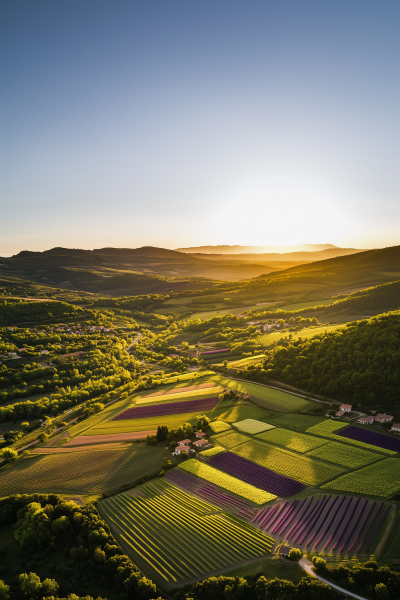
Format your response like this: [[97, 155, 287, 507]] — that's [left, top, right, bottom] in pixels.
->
[[358, 413, 400, 431], [334, 405, 400, 432], [172, 431, 212, 456]]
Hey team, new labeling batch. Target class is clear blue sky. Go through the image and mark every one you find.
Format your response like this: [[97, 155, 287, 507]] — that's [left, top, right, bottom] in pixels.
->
[[1, 0, 399, 255]]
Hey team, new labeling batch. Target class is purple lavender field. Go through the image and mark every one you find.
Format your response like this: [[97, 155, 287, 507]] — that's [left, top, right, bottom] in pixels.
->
[[337, 425, 400, 453], [208, 451, 305, 497], [114, 396, 219, 420]]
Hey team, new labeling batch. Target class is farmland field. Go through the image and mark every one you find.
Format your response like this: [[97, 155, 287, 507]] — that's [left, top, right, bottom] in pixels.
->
[[200, 446, 226, 458], [114, 396, 219, 420], [258, 324, 343, 346], [268, 413, 326, 431], [336, 425, 400, 453], [210, 375, 317, 412], [135, 387, 223, 405], [233, 419, 275, 435], [307, 441, 384, 469], [85, 410, 212, 435], [101, 482, 275, 586], [233, 440, 345, 485], [306, 420, 396, 455], [0, 445, 168, 497], [179, 459, 276, 504], [211, 431, 251, 449], [254, 494, 390, 555], [256, 428, 328, 453], [322, 458, 400, 497], [214, 403, 272, 423], [208, 451, 305, 497], [209, 420, 232, 433]]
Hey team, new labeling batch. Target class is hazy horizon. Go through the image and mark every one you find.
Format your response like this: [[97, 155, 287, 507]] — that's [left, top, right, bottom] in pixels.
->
[[1, 0, 400, 255]]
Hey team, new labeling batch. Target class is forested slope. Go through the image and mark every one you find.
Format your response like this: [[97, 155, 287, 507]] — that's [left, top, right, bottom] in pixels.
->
[[264, 311, 400, 411]]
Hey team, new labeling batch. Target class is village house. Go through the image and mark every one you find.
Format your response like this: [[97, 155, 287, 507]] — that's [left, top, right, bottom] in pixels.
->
[[179, 439, 192, 446], [391, 423, 400, 432], [195, 431, 207, 439], [340, 404, 352, 412], [172, 444, 194, 456], [358, 415, 375, 425], [335, 409, 345, 417], [193, 439, 211, 449], [375, 414, 394, 423]]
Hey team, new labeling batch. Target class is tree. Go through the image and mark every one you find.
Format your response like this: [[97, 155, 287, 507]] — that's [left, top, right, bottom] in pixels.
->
[[156, 425, 169, 443], [288, 548, 302, 561], [0, 580, 10, 600], [19, 572, 42, 596], [21, 421, 29, 430], [0, 448, 18, 461], [41, 578, 59, 596], [375, 583, 390, 600]]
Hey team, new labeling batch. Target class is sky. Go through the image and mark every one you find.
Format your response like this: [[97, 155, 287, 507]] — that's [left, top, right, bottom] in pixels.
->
[[1, 0, 400, 255]]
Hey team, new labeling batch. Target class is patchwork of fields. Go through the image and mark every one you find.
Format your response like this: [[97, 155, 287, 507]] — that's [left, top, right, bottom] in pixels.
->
[[101, 481, 275, 587]]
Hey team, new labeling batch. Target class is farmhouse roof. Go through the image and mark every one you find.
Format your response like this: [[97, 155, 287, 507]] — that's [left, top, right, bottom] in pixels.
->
[[376, 413, 394, 421], [180, 439, 192, 445], [193, 439, 209, 447], [335, 410, 345, 417], [195, 431, 207, 438], [358, 416, 374, 424], [340, 404, 352, 411], [391, 423, 400, 430]]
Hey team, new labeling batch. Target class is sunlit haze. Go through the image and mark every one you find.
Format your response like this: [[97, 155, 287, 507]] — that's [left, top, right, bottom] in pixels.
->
[[1, 0, 400, 255]]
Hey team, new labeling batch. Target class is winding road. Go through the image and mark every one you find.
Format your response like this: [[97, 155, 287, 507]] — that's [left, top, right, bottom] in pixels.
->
[[300, 557, 368, 600]]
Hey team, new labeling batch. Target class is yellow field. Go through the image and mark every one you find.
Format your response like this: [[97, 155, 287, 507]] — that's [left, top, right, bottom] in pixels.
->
[[259, 324, 344, 346], [135, 386, 223, 405]]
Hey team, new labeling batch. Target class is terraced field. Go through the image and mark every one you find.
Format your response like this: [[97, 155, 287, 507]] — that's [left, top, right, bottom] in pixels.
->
[[0, 445, 167, 496], [307, 442, 384, 469], [257, 428, 328, 453], [209, 421, 232, 433], [101, 482, 275, 586], [233, 440, 345, 486], [210, 375, 317, 412], [322, 458, 400, 497]]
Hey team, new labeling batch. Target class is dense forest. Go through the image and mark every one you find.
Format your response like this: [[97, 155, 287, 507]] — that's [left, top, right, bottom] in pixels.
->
[[264, 311, 400, 410]]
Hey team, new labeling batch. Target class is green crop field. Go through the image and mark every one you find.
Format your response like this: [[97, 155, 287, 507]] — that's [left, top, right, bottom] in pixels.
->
[[306, 420, 396, 455], [211, 431, 250, 449], [211, 375, 317, 413], [101, 481, 274, 586], [179, 459, 276, 504], [214, 403, 272, 423], [259, 324, 343, 346], [256, 428, 328, 453], [268, 413, 326, 432], [322, 458, 400, 497], [271, 298, 338, 312], [209, 420, 232, 433], [233, 440, 345, 486], [135, 386, 223, 405], [307, 441, 384, 469], [233, 419, 275, 435], [0, 444, 167, 497], [200, 446, 226, 458]]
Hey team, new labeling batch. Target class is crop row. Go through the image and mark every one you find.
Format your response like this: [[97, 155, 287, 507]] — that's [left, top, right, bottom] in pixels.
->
[[306, 421, 396, 455], [307, 441, 384, 469], [178, 459, 276, 504], [233, 419, 275, 435], [256, 428, 328, 453], [101, 486, 274, 584], [165, 468, 256, 516], [208, 451, 305, 497], [322, 458, 400, 497], [233, 440, 345, 485], [114, 396, 219, 420], [0, 444, 167, 497], [136, 387, 222, 405], [253, 494, 389, 554]]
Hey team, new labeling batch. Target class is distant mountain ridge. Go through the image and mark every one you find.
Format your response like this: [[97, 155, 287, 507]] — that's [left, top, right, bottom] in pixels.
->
[[176, 243, 355, 254]]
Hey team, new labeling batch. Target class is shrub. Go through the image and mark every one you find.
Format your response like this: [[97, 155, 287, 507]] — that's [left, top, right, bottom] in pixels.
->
[[288, 548, 302, 561]]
